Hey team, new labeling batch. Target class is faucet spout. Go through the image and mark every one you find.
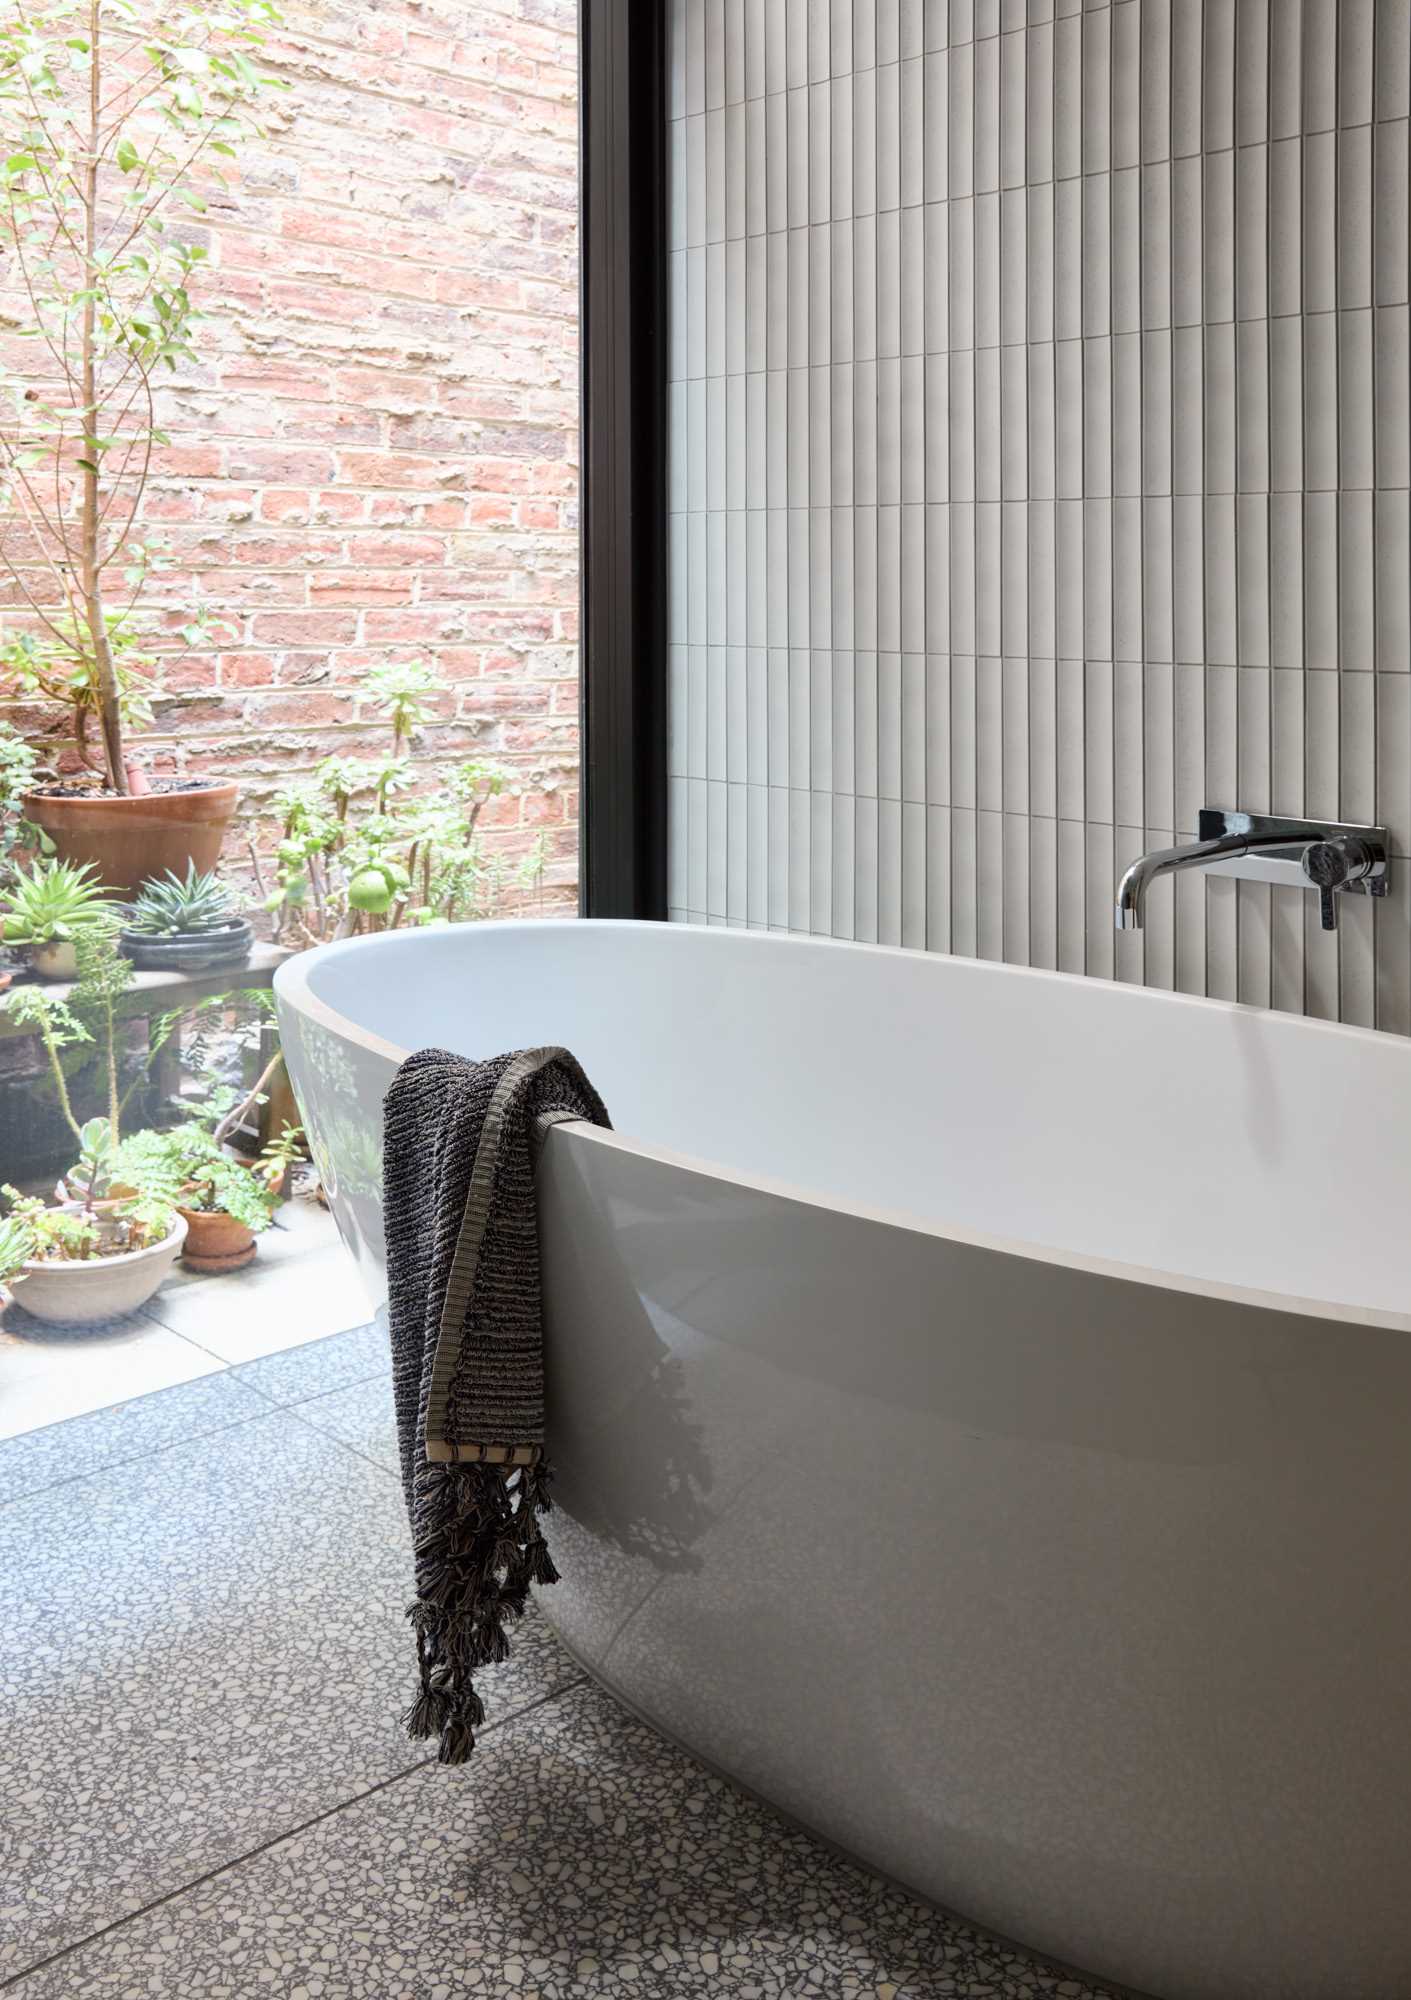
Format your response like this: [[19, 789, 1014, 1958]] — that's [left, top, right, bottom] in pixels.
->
[[1115, 832, 1315, 932]]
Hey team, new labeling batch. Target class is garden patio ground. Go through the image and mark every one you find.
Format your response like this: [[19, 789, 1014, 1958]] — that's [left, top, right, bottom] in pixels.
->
[[0, 1192, 366, 1442]]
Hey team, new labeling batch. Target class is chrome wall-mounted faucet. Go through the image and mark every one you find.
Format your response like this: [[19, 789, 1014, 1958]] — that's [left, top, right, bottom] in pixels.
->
[[1116, 810, 1391, 934]]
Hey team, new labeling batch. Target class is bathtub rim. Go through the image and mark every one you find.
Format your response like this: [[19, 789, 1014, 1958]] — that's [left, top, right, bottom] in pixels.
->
[[274, 919, 1411, 1338]]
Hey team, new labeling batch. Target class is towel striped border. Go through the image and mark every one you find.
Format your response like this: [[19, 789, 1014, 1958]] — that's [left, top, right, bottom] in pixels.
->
[[423, 1049, 576, 1468]]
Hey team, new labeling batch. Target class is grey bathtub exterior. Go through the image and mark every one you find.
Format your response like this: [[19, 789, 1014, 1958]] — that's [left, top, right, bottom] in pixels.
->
[[275, 922, 1411, 2000]]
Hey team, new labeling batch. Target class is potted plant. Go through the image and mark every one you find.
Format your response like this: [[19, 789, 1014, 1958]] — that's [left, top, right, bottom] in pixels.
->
[[121, 865, 253, 974], [0, 857, 116, 978], [0, 1124, 185, 1325], [121, 1115, 298, 1273], [3, 919, 164, 1143], [0, 2, 284, 894]]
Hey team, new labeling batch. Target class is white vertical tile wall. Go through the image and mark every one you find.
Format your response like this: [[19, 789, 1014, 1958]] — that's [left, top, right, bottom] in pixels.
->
[[666, 0, 1411, 1033]]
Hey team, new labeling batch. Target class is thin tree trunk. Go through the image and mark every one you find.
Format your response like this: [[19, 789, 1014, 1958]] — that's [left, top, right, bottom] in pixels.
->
[[81, 0, 128, 795], [105, 991, 120, 1136], [212, 1048, 285, 1149], [39, 1014, 84, 1145]]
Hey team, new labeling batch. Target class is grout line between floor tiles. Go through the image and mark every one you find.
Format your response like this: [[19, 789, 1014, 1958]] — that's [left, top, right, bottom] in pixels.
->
[[280, 1396, 401, 1480], [233, 1361, 390, 1413], [0, 1359, 393, 1510], [0, 1408, 274, 1512], [147, 1314, 377, 1374], [0, 1311, 380, 1462], [0, 1675, 590, 1996], [131, 1310, 239, 1368]]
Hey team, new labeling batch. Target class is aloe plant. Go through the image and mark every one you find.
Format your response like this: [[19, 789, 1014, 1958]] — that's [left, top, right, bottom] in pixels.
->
[[0, 1211, 33, 1299], [126, 863, 237, 937], [0, 855, 113, 945]]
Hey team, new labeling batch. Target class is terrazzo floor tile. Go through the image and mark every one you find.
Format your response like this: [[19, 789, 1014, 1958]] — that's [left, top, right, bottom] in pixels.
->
[[0, 1305, 221, 1442], [0, 1368, 268, 1506], [0, 1405, 581, 1981], [293, 1370, 399, 1472], [141, 1243, 373, 1361], [4, 1679, 1120, 2000], [232, 1316, 389, 1406]]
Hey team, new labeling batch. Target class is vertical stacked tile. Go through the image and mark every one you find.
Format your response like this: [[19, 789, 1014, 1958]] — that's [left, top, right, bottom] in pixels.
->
[[665, 0, 1411, 1033]]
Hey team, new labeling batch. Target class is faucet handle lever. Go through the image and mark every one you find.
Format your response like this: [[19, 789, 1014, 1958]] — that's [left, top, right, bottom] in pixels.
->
[[1302, 836, 1372, 932]]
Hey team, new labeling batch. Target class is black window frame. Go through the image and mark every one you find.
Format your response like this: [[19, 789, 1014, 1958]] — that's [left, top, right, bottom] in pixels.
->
[[578, 0, 668, 920]]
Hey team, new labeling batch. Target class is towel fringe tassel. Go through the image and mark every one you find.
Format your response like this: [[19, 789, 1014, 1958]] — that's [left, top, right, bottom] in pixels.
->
[[404, 1457, 555, 1765]]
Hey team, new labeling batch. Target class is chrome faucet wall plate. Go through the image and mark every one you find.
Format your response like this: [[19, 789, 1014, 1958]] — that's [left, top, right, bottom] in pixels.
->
[[1196, 809, 1390, 898], [1115, 810, 1393, 932]]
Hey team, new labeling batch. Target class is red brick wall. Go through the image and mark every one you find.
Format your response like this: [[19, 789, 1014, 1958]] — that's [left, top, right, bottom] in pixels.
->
[[5, 0, 580, 916]]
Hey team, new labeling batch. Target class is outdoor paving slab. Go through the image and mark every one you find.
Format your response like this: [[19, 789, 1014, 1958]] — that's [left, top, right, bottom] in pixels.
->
[[293, 1370, 399, 1474], [0, 1305, 221, 1444], [0, 1401, 581, 1982], [1, 1678, 1120, 2000], [0, 1369, 268, 1507], [141, 1242, 373, 1362], [232, 1316, 388, 1406]]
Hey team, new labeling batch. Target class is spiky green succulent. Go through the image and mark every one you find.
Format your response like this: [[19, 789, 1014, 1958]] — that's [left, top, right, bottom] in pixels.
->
[[0, 858, 115, 946], [126, 865, 239, 938], [0, 1213, 33, 1289]]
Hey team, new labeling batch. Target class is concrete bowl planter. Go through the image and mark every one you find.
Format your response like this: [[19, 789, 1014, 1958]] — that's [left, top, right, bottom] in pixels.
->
[[177, 1203, 257, 1274], [119, 916, 254, 974], [12, 1215, 187, 1325]]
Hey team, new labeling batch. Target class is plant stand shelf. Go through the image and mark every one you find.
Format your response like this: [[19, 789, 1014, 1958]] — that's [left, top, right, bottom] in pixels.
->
[[0, 944, 295, 1184], [0, 943, 291, 1040]]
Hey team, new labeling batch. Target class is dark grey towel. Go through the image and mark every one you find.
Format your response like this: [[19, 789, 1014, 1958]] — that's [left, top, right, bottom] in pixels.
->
[[382, 1045, 610, 1763]]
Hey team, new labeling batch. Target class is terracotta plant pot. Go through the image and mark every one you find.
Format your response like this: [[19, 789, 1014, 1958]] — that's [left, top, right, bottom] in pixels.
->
[[177, 1203, 257, 1273], [11, 1215, 187, 1325], [23, 783, 240, 899]]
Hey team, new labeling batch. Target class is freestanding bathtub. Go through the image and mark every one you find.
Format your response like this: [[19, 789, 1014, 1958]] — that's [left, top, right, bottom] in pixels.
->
[[275, 919, 1411, 2000]]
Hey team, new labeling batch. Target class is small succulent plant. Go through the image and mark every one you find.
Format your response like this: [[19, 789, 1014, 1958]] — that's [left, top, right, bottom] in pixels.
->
[[2, 1136, 179, 1262], [126, 865, 239, 938], [0, 858, 115, 947], [0, 1211, 33, 1301]]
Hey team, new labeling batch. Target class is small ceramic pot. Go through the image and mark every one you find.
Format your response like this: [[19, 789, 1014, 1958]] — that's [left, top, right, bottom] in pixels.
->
[[11, 1216, 187, 1325], [177, 1204, 257, 1274], [29, 939, 78, 980]]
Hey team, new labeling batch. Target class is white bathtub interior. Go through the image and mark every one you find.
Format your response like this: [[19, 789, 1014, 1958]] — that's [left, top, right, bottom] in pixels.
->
[[298, 919, 1411, 1322]]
